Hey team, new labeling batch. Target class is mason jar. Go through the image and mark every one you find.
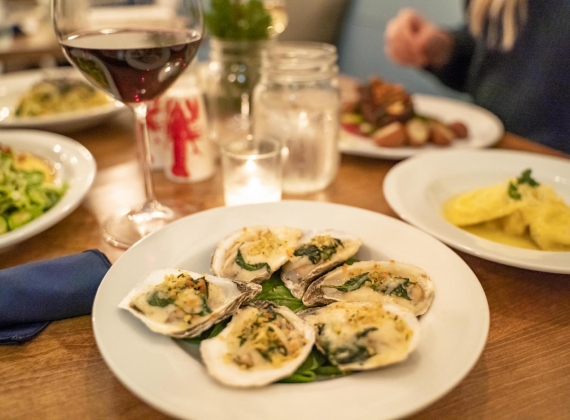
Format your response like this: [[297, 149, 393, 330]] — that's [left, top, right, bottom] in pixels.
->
[[203, 39, 271, 149], [253, 42, 340, 194]]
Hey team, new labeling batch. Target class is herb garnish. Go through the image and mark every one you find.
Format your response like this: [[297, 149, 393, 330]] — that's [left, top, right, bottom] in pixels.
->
[[235, 248, 271, 272], [508, 182, 522, 200], [508, 169, 540, 200], [517, 168, 540, 187]]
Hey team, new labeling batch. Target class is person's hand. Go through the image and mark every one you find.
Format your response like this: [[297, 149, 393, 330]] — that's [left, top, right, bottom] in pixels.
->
[[385, 8, 454, 69]]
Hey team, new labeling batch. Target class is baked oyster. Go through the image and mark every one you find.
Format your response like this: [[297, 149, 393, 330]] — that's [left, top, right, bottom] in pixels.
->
[[200, 301, 315, 387], [211, 226, 303, 283], [281, 229, 362, 299], [300, 301, 420, 371], [119, 268, 261, 338], [302, 260, 434, 316]]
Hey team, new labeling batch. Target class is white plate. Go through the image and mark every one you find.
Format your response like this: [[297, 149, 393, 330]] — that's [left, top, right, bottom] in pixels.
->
[[340, 94, 504, 160], [0, 68, 125, 133], [93, 201, 489, 420], [0, 129, 96, 250], [384, 150, 570, 273]]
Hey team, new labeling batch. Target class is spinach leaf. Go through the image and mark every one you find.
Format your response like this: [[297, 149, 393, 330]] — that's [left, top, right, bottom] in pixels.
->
[[181, 318, 231, 344], [314, 365, 343, 376], [390, 278, 413, 301], [320, 239, 343, 261], [293, 244, 321, 264], [356, 327, 378, 339], [198, 296, 213, 316], [323, 272, 370, 293], [235, 248, 271, 272], [344, 257, 359, 266], [293, 238, 343, 264], [331, 345, 370, 365], [278, 348, 347, 383], [251, 272, 307, 313], [147, 291, 174, 307]]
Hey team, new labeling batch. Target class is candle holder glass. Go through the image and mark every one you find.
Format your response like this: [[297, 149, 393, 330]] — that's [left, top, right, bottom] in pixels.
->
[[220, 136, 282, 206]]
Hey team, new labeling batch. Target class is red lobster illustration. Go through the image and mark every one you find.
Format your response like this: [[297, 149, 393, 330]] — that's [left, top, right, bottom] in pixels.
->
[[165, 98, 202, 178]]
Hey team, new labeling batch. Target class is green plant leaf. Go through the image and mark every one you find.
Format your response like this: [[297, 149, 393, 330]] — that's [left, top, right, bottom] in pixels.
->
[[205, 0, 272, 41]]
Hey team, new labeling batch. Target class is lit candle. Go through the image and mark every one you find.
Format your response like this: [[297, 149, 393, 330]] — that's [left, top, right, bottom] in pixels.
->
[[224, 159, 281, 206]]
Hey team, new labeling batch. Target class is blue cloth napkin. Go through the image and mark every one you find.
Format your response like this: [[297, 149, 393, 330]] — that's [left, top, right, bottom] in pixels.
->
[[0, 250, 111, 345]]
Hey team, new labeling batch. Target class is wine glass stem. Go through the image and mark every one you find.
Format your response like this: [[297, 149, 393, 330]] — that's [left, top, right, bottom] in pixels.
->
[[131, 102, 157, 206]]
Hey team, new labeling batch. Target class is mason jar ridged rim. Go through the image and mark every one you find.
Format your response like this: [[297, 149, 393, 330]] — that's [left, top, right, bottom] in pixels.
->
[[261, 41, 338, 81]]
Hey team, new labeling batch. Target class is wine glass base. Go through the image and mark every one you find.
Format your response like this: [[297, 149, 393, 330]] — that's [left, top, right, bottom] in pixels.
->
[[102, 200, 197, 249]]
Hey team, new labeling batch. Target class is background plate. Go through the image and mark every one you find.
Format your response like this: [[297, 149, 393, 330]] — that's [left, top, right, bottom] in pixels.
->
[[384, 150, 570, 273], [0, 68, 125, 133], [0, 129, 96, 250], [93, 201, 489, 420], [340, 94, 504, 160]]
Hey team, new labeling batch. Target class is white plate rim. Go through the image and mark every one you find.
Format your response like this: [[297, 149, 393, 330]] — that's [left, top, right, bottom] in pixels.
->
[[340, 94, 504, 160], [0, 129, 96, 250], [0, 67, 124, 131], [383, 149, 570, 273], [92, 200, 490, 420]]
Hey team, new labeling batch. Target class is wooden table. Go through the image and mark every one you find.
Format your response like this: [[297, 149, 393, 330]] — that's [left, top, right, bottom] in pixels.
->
[[0, 24, 64, 72], [1, 114, 569, 419]]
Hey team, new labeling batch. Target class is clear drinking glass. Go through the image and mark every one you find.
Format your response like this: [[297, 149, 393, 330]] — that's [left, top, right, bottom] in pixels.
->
[[220, 136, 282, 207], [253, 42, 340, 194], [53, 0, 203, 248]]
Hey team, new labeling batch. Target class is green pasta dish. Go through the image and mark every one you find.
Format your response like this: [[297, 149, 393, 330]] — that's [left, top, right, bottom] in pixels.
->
[[0, 145, 68, 234]]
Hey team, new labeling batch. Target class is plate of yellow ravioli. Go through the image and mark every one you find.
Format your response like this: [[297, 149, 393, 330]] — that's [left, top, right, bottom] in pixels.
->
[[384, 150, 570, 273]]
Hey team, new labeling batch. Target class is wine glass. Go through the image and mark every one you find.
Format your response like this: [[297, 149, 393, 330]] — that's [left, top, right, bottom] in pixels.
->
[[53, 0, 203, 249]]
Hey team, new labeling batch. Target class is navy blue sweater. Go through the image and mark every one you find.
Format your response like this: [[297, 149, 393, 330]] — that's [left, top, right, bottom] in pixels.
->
[[428, 0, 570, 154]]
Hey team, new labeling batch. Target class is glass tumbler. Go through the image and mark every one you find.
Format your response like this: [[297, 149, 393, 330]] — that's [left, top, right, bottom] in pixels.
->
[[220, 137, 282, 207]]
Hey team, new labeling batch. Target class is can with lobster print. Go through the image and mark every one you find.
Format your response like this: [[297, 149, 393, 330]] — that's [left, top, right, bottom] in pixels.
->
[[162, 73, 215, 183], [146, 99, 167, 170]]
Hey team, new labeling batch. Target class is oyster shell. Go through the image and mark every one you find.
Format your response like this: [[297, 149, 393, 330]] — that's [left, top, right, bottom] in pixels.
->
[[281, 229, 362, 299], [200, 301, 315, 388], [302, 260, 434, 316], [210, 226, 303, 283], [119, 268, 261, 338], [299, 301, 420, 371]]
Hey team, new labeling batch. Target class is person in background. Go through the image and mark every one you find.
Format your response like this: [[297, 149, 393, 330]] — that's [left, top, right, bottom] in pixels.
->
[[384, 0, 570, 154]]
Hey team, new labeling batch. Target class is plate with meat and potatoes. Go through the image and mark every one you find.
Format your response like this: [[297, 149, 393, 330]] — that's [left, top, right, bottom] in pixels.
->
[[340, 77, 504, 160]]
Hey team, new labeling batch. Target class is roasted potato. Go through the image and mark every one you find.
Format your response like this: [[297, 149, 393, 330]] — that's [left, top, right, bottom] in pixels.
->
[[372, 122, 407, 147], [405, 118, 430, 147]]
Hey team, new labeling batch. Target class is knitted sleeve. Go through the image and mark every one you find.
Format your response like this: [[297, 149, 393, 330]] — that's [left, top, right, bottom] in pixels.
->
[[425, 26, 476, 92]]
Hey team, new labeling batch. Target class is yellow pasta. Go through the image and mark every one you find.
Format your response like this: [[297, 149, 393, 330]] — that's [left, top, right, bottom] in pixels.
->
[[444, 170, 570, 251], [15, 77, 110, 117]]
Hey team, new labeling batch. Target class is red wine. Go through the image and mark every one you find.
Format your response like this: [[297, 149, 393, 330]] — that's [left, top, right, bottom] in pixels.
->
[[61, 29, 201, 103]]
